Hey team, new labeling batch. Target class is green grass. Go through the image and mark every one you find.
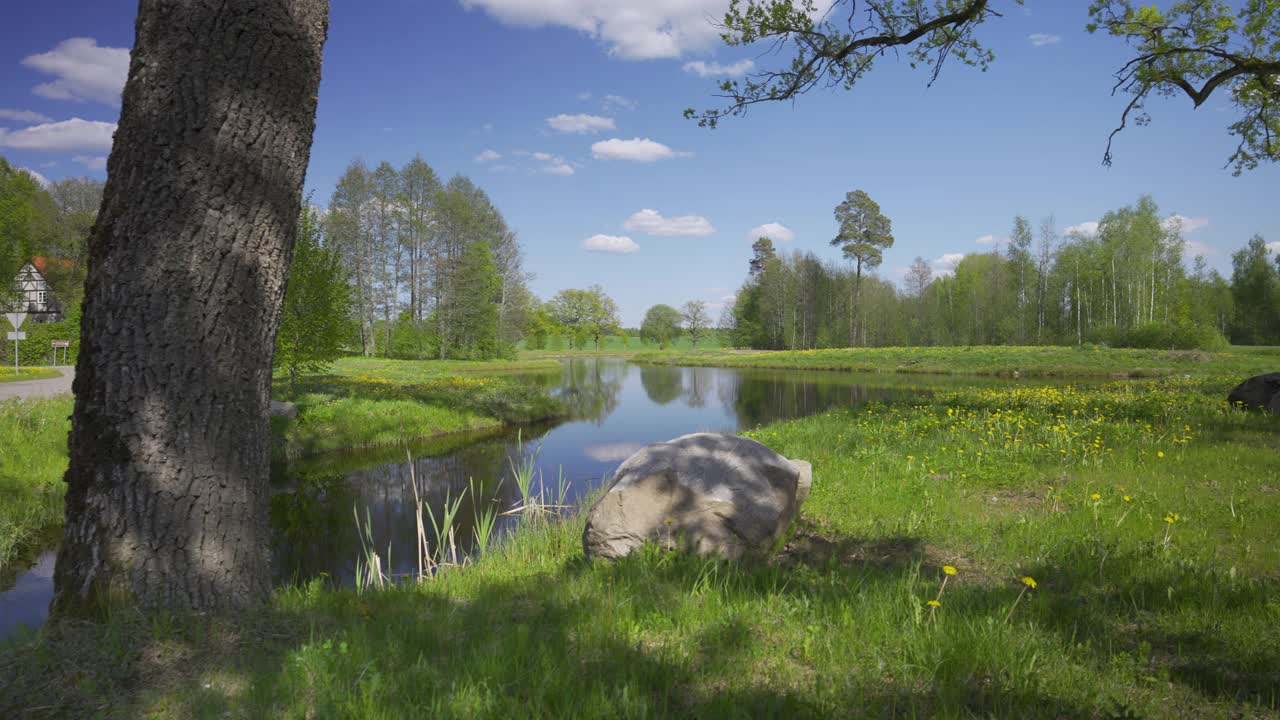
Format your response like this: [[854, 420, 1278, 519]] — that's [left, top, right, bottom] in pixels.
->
[[633, 344, 1280, 379], [3, 378, 1278, 718], [0, 398, 70, 577], [0, 367, 61, 383], [273, 357, 564, 460]]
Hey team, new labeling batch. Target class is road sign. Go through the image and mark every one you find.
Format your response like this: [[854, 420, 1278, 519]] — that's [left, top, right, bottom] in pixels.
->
[[4, 312, 26, 329], [51, 341, 70, 348], [6, 332, 25, 341]]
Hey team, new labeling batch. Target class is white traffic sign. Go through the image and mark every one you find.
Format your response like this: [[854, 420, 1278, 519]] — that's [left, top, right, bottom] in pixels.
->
[[4, 312, 26, 329], [7, 332, 26, 341]]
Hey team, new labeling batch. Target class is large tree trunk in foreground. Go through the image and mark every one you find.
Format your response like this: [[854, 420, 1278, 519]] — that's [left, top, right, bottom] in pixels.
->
[[55, 0, 329, 614]]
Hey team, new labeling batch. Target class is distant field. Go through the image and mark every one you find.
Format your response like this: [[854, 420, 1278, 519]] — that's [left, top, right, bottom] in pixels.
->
[[0, 367, 61, 384], [633, 345, 1280, 379], [519, 334, 724, 358]]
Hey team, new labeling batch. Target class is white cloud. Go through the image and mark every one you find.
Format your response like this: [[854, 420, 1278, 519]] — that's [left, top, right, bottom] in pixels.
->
[[1185, 239, 1215, 258], [975, 234, 999, 245], [547, 113, 615, 133], [474, 149, 502, 162], [591, 137, 689, 162], [1266, 241, 1280, 255], [1162, 214, 1209, 234], [624, 208, 715, 236], [460, 0, 729, 59], [682, 59, 754, 77], [577, 91, 593, 101], [746, 222, 795, 243], [18, 167, 50, 188], [0, 118, 116, 151], [72, 155, 107, 170], [1064, 221, 1099, 236], [932, 253, 966, 275], [520, 150, 575, 175], [602, 94, 638, 111], [22, 38, 129, 106], [1029, 33, 1061, 47], [0, 109, 52, 123], [582, 234, 639, 254]]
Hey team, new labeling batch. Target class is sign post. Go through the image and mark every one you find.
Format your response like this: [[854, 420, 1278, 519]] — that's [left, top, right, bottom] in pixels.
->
[[52, 340, 70, 365], [5, 313, 26, 373]]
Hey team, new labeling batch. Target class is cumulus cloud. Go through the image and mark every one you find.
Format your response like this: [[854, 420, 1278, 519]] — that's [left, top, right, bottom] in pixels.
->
[[932, 253, 966, 275], [22, 38, 129, 106], [521, 150, 575, 175], [0, 118, 116, 151], [975, 234, 999, 245], [577, 91, 593, 101], [1029, 33, 1061, 47], [591, 137, 689, 162], [474, 149, 502, 162], [682, 59, 754, 77], [602, 94, 638, 111], [1063, 221, 1099, 236], [1162, 214, 1209, 233], [0, 109, 52, 123], [546, 113, 615, 133], [582, 234, 639, 254], [459, 0, 729, 59], [1266, 241, 1280, 255], [746, 222, 795, 243], [72, 155, 107, 170], [624, 208, 715, 237], [18, 167, 50, 188]]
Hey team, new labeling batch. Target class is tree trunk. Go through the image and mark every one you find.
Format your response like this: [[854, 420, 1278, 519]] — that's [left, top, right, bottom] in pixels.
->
[[55, 0, 328, 615]]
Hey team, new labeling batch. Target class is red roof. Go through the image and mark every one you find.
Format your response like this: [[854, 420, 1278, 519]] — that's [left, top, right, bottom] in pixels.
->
[[31, 256, 73, 275]]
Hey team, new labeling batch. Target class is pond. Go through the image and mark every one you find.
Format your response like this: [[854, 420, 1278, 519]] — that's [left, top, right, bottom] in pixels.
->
[[0, 359, 994, 641]]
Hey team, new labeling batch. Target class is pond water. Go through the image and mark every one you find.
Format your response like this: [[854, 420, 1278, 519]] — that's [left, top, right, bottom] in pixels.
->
[[0, 359, 989, 641]]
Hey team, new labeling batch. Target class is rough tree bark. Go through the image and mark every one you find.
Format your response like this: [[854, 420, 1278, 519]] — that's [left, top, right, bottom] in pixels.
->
[[55, 0, 329, 614]]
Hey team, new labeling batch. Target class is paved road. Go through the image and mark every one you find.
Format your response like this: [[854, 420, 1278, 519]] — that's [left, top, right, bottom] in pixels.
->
[[0, 367, 75, 401]]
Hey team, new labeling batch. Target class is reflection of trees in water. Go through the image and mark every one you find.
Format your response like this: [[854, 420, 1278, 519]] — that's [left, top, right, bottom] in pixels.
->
[[639, 365, 682, 405], [555, 359, 625, 425], [728, 372, 904, 428], [681, 367, 718, 409], [270, 429, 547, 586]]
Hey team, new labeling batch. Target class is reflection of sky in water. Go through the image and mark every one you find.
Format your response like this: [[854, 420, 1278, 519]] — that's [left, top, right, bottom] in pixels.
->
[[0, 359, 955, 640]]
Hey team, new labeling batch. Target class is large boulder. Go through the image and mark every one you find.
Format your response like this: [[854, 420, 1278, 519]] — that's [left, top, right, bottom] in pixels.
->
[[583, 432, 812, 561], [1227, 373, 1280, 413]]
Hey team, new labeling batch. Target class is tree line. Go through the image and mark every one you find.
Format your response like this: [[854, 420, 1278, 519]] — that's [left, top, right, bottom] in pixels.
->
[[729, 192, 1280, 351]]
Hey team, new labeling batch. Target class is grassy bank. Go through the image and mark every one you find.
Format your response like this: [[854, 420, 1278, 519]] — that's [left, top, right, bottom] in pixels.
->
[[273, 357, 563, 460], [0, 367, 61, 383], [0, 398, 70, 576], [633, 345, 1280, 379], [518, 334, 724, 360], [3, 377, 1278, 718]]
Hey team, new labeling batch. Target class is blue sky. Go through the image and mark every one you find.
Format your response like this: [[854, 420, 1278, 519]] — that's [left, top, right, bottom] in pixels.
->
[[2, 1, 1277, 326]]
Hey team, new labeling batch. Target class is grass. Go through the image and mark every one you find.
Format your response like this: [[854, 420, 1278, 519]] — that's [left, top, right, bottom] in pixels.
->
[[632, 344, 1280, 379], [272, 356, 563, 460], [0, 367, 61, 383], [2, 376, 1278, 718], [0, 398, 70, 578]]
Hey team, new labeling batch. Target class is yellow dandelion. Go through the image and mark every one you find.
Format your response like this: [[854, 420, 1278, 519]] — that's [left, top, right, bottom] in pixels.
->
[[1021, 576, 1037, 589], [1091, 493, 1101, 501], [927, 600, 941, 608], [1123, 495, 1132, 503], [943, 565, 957, 576], [1157, 451, 1165, 458]]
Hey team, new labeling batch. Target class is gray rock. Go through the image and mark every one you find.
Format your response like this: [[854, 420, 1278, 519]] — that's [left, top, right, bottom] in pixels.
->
[[1227, 373, 1280, 413], [270, 400, 299, 420], [583, 432, 812, 561]]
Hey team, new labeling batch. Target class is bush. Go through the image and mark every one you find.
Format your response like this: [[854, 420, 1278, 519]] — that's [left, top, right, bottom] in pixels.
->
[[1092, 321, 1230, 351], [0, 313, 78, 366]]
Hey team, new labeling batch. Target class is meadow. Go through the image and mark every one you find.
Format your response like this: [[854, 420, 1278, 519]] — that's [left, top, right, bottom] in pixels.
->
[[633, 344, 1280, 379], [0, 367, 61, 383], [0, 397, 70, 578], [271, 356, 563, 460], [2, 372, 1277, 718]]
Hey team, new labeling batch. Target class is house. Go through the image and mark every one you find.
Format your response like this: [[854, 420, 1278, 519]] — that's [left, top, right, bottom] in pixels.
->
[[9, 257, 67, 323]]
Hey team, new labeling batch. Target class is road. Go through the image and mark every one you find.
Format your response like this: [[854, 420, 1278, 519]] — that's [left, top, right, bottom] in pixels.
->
[[0, 367, 75, 401]]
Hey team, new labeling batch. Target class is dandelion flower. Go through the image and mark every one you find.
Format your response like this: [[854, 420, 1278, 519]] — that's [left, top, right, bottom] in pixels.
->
[[1091, 493, 1101, 501], [943, 565, 957, 576], [1157, 451, 1165, 459], [927, 600, 941, 608], [1021, 576, 1037, 589], [1123, 495, 1132, 503]]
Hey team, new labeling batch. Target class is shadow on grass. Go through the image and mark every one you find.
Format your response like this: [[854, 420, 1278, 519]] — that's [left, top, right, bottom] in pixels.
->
[[1, 521, 1277, 718]]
